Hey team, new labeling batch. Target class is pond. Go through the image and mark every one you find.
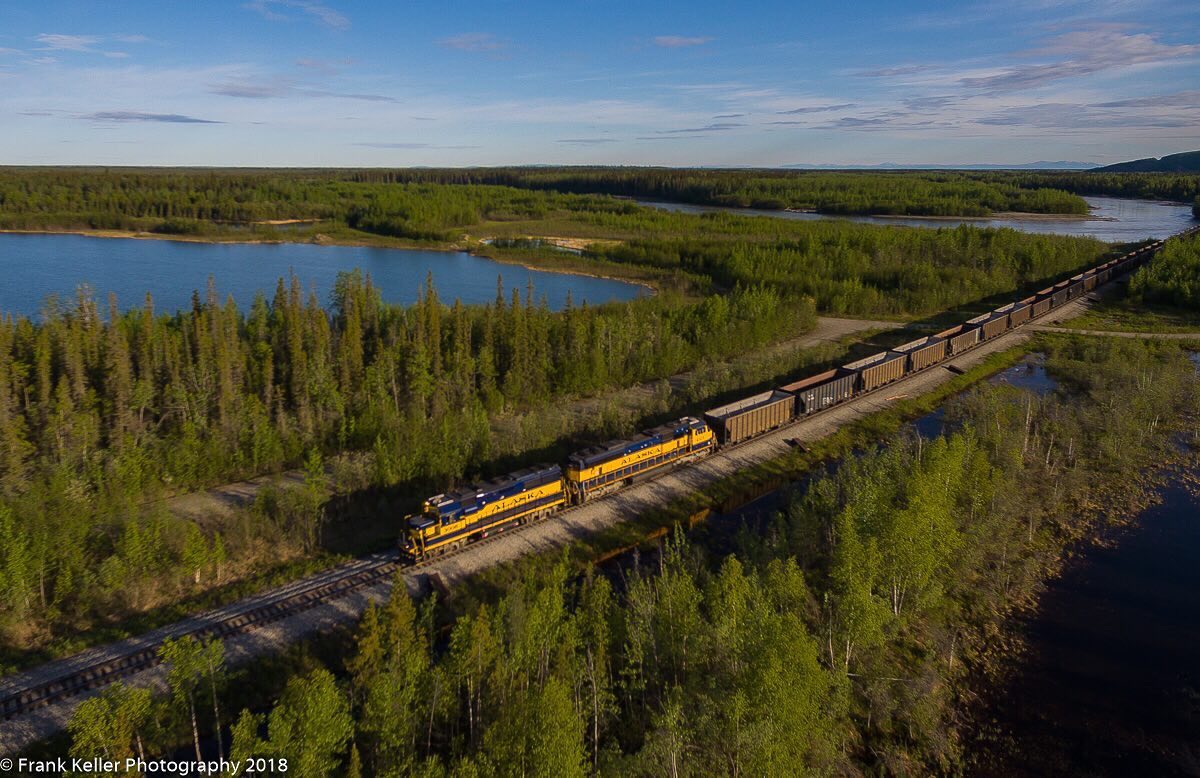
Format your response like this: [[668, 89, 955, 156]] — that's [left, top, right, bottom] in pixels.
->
[[718, 354, 1059, 527], [912, 354, 1058, 439], [637, 196, 1196, 242], [0, 233, 647, 318], [974, 469, 1200, 777]]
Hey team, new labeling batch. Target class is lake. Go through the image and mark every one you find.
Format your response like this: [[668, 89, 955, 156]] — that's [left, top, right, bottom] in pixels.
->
[[637, 195, 1197, 242], [0, 233, 647, 318]]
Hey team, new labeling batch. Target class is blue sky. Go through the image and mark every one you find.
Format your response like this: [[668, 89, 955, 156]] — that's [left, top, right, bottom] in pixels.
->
[[1, 0, 1198, 166]]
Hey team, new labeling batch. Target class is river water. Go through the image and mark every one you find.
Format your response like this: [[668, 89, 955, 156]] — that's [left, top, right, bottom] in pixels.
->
[[0, 233, 646, 318], [637, 195, 1196, 242], [976, 473, 1200, 776]]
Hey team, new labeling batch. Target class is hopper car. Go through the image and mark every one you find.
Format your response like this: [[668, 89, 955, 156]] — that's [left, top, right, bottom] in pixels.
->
[[403, 229, 1198, 559]]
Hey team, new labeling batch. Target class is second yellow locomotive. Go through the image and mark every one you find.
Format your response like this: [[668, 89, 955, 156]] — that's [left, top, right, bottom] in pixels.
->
[[403, 416, 714, 558]]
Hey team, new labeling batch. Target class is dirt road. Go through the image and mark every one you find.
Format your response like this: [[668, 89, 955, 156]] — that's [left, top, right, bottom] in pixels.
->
[[1029, 324, 1200, 339], [166, 317, 896, 523]]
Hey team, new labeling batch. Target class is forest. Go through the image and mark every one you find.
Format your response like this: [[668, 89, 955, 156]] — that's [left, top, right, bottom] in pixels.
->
[[61, 336, 1200, 775], [0, 168, 1091, 226], [3, 169, 1195, 239], [340, 167, 1091, 216], [1129, 231, 1200, 308], [0, 169, 1116, 661], [995, 170, 1200, 205]]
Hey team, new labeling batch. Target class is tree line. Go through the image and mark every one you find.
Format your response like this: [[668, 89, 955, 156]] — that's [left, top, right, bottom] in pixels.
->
[[586, 220, 1105, 316], [343, 167, 1090, 216], [992, 170, 1200, 205], [0, 168, 1093, 229], [1129, 232, 1200, 308], [63, 336, 1200, 775]]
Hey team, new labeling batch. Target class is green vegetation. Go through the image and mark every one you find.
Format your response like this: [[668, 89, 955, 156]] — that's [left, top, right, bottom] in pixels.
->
[[0, 169, 1118, 661], [64, 336, 1200, 774], [0, 271, 807, 661], [355, 167, 1089, 216], [584, 222, 1103, 316], [1058, 298, 1200, 334], [0, 168, 1091, 226], [998, 170, 1200, 205], [1130, 232, 1200, 308]]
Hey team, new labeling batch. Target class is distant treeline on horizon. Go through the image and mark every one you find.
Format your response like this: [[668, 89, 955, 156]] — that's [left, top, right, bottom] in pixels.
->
[[1, 167, 1195, 227]]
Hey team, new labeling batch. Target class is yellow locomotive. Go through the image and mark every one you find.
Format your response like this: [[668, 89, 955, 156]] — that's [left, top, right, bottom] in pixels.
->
[[403, 465, 566, 558], [400, 230, 1200, 563], [403, 417, 714, 559], [565, 416, 714, 502]]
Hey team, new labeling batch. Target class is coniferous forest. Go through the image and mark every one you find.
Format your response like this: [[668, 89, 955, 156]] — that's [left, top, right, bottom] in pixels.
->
[[0, 170, 1115, 663], [65, 336, 1200, 775], [0, 167, 1091, 225], [0, 168, 1192, 776], [1129, 231, 1200, 307]]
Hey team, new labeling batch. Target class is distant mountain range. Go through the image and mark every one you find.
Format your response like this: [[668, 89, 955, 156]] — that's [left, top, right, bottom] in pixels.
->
[[781, 161, 1099, 170], [1095, 150, 1200, 173]]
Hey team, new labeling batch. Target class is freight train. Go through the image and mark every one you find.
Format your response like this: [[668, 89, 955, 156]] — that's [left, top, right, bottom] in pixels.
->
[[402, 229, 1199, 560]]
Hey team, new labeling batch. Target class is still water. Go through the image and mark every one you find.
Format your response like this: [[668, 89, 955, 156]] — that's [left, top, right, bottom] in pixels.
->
[[976, 473, 1200, 777], [721, 355, 1059, 523], [0, 233, 646, 318], [638, 195, 1196, 242]]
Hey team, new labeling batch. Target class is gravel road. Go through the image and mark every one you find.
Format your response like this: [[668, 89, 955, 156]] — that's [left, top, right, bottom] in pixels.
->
[[1030, 324, 1200, 339], [166, 317, 896, 524]]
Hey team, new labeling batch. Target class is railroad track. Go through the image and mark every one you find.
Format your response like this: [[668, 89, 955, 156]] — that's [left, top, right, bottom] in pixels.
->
[[5, 230, 1194, 729], [0, 325, 1080, 722], [0, 554, 401, 721], [0, 492, 608, 723]]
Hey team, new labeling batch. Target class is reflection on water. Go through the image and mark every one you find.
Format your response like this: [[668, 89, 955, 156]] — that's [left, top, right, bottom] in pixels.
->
[[912, 355, 1057, 440], [976, 475, 1200, 777], [0, 233, 645, 317], [722, 355, 1058, 523], [638, 196, 1196, 242]]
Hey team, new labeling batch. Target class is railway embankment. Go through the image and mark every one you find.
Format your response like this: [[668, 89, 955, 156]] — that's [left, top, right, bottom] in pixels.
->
[[0, 296, 1095, 756]]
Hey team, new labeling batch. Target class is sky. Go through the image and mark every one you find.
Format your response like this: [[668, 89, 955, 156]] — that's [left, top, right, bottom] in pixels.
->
[[1, 0, 1198, 167]]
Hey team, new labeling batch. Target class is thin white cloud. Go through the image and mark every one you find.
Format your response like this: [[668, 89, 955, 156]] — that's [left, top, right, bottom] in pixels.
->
[[34, 34, 99, 52], [776, 103, 856, 115], [439, 33, 506, 52], [244, 0, 350, 30], [654, 36, 714, 48], [32, 32, 149, 59], [210, 77, 397, 103], [354, 142, 481, 149], [976, 101, 1196, 128], [960, 27, 1199, 93], [81, 111, 223, 124], [659, 122, 744, 133], [1092, 90, 1200, 108]]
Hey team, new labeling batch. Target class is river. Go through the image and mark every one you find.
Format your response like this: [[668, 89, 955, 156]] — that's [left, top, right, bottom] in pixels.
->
[[0, 233, 646, 318], [637, 195, 1196, 242]]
